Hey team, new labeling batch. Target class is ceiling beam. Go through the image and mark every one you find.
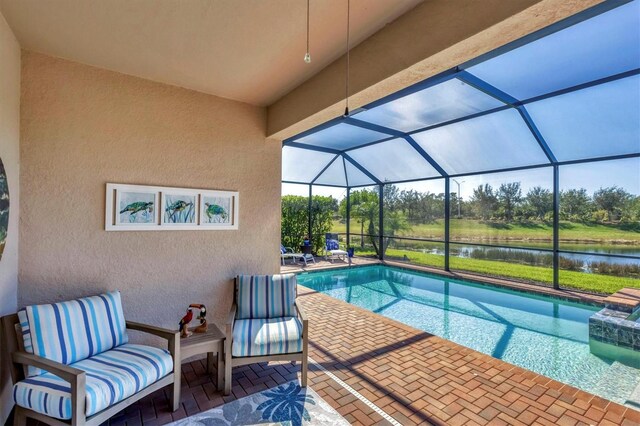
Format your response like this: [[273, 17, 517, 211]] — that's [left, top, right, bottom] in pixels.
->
[[310, 155, 340, 185], [456, 70, 557, 163], [342, 154, 382, 185], [342, 156, 349, 188], [344, 117, 449, 177], [283, 141, 340, 155]]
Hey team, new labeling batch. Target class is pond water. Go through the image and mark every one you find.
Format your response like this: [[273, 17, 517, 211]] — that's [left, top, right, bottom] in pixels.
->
[[406, 241, 640, 266]]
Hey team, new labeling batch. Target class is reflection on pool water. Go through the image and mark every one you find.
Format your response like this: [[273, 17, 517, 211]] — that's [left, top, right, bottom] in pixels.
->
[[298, 265, 640, 406]]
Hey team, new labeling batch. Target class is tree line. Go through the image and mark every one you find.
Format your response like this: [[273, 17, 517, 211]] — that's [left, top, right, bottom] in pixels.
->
[[281, 183, 639, 255], [340, 183, 640, 224], [281, 195, 337, 253]]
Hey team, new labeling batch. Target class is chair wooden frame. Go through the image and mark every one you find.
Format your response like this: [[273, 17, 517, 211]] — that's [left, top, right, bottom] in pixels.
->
[[224, 277, 308, 395], [1, 314, 181, 426]]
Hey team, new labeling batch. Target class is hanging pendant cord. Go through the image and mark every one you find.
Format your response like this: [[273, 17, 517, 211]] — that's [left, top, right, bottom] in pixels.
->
[[344, 0, 350, 116], [306, 0, 310, 55]]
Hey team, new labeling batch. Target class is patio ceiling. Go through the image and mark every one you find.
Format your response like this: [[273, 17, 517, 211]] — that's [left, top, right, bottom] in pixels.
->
[[0, 0, 422, 106], [282, 0, 640, 188]]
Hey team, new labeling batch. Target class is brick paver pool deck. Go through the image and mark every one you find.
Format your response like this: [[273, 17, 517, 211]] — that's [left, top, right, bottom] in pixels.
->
[[24, 263, 640, 425], [296, 286, 639, 425]]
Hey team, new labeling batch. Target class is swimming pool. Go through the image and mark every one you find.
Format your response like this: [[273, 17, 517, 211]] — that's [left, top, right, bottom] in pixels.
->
[[298, 265, 640, 406]]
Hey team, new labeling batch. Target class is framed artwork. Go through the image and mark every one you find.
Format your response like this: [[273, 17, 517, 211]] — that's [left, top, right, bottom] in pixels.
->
[[161, 190, 198, 228], [106, 184, 160, 230], [199, 190, 239, 230], [0, 157, 9, 261], [105, 183, 239, 231], [116, 190, 158, 226]]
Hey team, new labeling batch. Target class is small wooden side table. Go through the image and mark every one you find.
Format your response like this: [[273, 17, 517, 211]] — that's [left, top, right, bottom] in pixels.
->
[[180, 323, 225, 391]]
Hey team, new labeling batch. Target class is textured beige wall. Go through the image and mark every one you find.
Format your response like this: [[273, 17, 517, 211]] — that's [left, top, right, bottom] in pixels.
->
[[267, 0, 603, 140], [0, 9, 20, 424], [19, 52, 280, 334]]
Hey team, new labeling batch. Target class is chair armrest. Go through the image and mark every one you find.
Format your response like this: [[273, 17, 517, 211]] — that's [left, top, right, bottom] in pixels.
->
[[295, 299, 308, 324], [126, 321, 180, 360], [295, 300, 309, 360], [126, 321, 178, 341], [225, 303, 237, 337], [12, 352, 84, 382], [13, 351, 87, 421], [225, 303, 237, 372]]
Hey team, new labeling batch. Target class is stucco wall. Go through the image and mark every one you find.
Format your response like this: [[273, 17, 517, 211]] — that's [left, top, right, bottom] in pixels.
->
[[0, 10, 20, 424], [19, 52, 280, 333]]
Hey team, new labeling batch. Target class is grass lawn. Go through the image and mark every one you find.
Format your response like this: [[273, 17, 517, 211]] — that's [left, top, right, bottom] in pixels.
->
[[355, 248, 639, 294], [334, 218, 640, 244]]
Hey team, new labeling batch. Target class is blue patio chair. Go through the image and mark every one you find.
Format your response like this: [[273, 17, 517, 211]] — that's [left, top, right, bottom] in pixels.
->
[[281, 244, 315, 266], [325, 233, 348, 262], [224, 274, 308, 395]]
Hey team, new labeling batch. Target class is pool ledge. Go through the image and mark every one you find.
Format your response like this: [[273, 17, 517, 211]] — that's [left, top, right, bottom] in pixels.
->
[[604, 288, 640, 314]]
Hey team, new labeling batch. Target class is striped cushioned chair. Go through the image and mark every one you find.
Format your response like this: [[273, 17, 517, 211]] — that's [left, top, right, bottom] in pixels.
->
[[17, 292, 130, 378], [224, 274, 308, 395], [2, 291, 181, 426]]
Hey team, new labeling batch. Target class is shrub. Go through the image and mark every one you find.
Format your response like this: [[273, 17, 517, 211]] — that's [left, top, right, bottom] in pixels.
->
[[591, 209, 609, 223], [589, 261, 640, 278]]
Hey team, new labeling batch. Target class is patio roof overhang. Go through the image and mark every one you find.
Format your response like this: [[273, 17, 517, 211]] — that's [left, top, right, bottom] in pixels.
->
[[282, 0, 640, 188]]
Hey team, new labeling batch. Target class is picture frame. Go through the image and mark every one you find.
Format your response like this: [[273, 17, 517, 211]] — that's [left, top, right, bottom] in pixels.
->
[[105, 183, 239, 231], [106, 184, 160, 231], [161, 189, 199, 229], [199, 190, 239, 230], [0, 157, 9, 262]]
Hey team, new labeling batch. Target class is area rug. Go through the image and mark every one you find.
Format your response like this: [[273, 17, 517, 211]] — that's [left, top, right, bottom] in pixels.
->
[[167, 381, 349, 426]]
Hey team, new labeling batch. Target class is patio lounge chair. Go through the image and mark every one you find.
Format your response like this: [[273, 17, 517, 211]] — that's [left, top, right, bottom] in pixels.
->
[[281, 244, 315, 266], [325, 233, 348, 263], [224, 274, 308, 395], [2, 291, 181, 426]]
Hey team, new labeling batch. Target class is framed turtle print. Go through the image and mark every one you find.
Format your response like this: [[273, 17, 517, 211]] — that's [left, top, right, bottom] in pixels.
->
[[161, 189, 198, 228], [106, 184, 160, 230], [199, 190, 239, 229], [106, 183, 238, 231], [0, 157, 9, 261]]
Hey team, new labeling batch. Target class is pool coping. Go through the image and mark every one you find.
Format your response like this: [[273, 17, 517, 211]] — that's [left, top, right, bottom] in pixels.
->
[[293, 258, 608, 308]]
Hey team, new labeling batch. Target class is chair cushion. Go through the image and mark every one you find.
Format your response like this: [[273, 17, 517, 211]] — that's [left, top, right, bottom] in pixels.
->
[[18, 291, 129, 377], [326, 239, 339, 250], [13, 344, 173, 420], [232, 317, 303, 357], [236, 275, 297, 319]]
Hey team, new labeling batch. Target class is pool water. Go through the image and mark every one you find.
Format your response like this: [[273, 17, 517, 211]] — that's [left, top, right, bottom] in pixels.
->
[[298, 265, 640, 405]]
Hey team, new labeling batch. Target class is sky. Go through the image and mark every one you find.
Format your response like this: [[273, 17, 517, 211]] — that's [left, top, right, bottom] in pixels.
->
[[283, 157, 640, 201]]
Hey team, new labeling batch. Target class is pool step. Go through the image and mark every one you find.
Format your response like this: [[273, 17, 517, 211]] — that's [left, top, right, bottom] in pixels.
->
[[627, 376, 640, 409], [589, 361, 640, 408]]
